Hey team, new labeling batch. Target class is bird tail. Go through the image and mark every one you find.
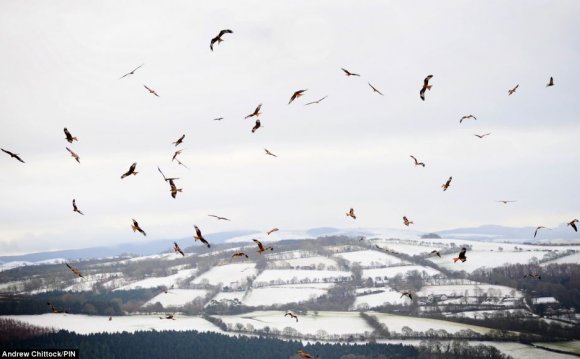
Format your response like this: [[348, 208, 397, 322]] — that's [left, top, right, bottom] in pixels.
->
[[132, 225, 137, 232], [72, 137, 78, 141], [452, 257, 460, 263], [133, 172, 138, 176], [426, 85, 432, 91]]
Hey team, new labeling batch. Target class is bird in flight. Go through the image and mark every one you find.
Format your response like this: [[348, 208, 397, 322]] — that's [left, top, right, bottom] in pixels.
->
[[430, 249, 441, 258], [534, 226, 551, 238], [173, 242, 184, 256], [120, 64, 144, 79], [497, 200, 516, 204], [264, 149, 277, 157], [546, 77, 554, 87], [72, 199, 84, 215], [508, 84, 519, 96], [341, 68, 360, 77], [410, 155, 425, 167], [460, 115, 477, 123], [173, 134, 185, 147], [346, 208, 356, 219], [289, 89, 307, 104], [368, 82, 383, 96], [131, 219, 147, 236], [251, 119, 261, 133], [403, 216, 413, 226], [441, 176, 452, 191], [66, 147, 80, 163], [172, 150, 183, 162], [213, 117, 224, 121], [168, 179, 182, 199], [266, 228, 279, 235], [210, 29, 233, 51], [194, 225, 211, 248], [253, 239, 273, 254], [208, 214, 231, 221], [144, 85, 160, 97], [1, 148, 25, 163], [453, 248, 467, 263], [285, 312, 299, 322], [567, 219, 578, 232], [419, 75, 433, 101], [524, 272, 542, 280], [245, 104, 262, 119], [297, 350, 313, 359], [474, 133, 491, 139], [47, 302, 67, 314], [157, 166, 179, 182], [121, 163, 138, 179], [400, 292, 413, 300], [64, 128, 78, 143], [305, 96, 327, 106], [66, 263, 83, 278], [231, 252, 249, 259], [175, 158, 188, 168]]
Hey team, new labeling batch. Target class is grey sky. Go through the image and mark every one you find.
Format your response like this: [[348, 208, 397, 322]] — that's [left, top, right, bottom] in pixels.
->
[[1, 0, 579, 255]]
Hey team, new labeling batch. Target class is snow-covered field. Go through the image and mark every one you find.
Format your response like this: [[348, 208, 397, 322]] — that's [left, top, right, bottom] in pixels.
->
[[191, 262, 257, 287], [144, 289, 209, 308], [418, 284, 524, 298], [271, 256, 339, 269], [2, 314, 223, 334], [252, 269, 351, 285], [353, 287, 410, 309], [362, 265, 442, 280], [443, 309, 532, 320], [243, 284, 330, 307], [115, 268, 197, 291], [543, 251, 580, 265], [369, 312, 495, 334], [334, 250, 406, 268], [0, 258, 67, 272]]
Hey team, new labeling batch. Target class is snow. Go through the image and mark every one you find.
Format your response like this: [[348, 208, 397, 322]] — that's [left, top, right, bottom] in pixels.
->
[[352, 287, 410, 309], [362, 265, 442, 280], [209, 291, 246, 303], [243, 284, 329, 306], [443, 309, 533, 320], [252, 269, 351, 285], [334, 250, 406, 268], [0, 258, 67, 272], [532, 297, 559, 304], [2, 314, 223, 334], [429, 250, 548, 273], [271, 256, 339, 269], [418, 284, 524, 298], [543, 251, 580, 265], [144, 289, 209, 307], [369, 312, 495, 334], [191, 262, 257, 287], [115, 268, 197, 291]]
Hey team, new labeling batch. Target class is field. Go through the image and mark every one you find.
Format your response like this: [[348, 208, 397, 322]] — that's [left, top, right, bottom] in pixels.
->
[[145, 289, 209, 308], [369, 312, 495, 335], [243, 284, 330, 307], [362, 265, 442, 280], [417, 284, 524, 298], [353, 287, 409, 308], [115, 268, 197, 291], [252, 269, 351, 285], [190, 263, 257, 287], [334, 250, 406, 268]]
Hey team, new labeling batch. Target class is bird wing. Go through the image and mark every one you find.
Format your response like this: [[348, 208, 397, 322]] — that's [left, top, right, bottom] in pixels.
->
[[253, 239, 264, 251], [157, 166, 167, 181], [129, 163, 137, 172], [195, 225, 203, 238], [219, 29, 233, 36]]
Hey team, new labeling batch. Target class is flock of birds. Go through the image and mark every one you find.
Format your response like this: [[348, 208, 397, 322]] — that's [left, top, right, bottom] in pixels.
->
[[1, 26, 578, 358]]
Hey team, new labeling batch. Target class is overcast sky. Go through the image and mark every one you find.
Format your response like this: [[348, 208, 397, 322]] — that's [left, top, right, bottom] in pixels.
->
[[1, 0, 579, 255]]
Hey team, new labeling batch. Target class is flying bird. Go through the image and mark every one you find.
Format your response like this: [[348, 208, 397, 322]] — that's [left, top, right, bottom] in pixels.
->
[[72, 199, 84, 216], [157, 166, 179, 182], [175, 158, 188, 168], [289, 89, 307, 104], [121, 163, 138, 179], [368, 82, 383, 96], [460, 115, 477, 123], [508, 84, 519, 96], [410, 155, 425, 167], [173, 134, 185, 147], [63, 128, 78, 143], [1, 148, 25, 163], [66, 147, 80, 163], [567, 219, 578, 232], [546, 77, 554, 87], [341, 68, 360, 77], [400, 292, 413, 300], [144, 85, 160, 97], [208, 214, 231, 221], [264, 149, 277, 157], [47, 302, 67, 314], [210, 29, 233, 51], [66, 263, 83, 278], [172, 150, 182, 162], [253, 239, 273, 254], [285, 312, 299, 322], [452, 248, 467, 263], [213, 117, 224, 121], [403, 216, 413, 226], [533, 226, 551, 238], [297, 350, 313, 359], [173, 242, 184, 256], [430, 250, 441, 258], [497, 200, 516, 204], [120, 64, 144, 79], [245, 104, 262, 119], [194, 225, 211, 248], [305, 96, 327, 106], [169, 179, 182, 199], [251, 119, 261, 133], [419, 75, 433, 101], [131, 219, 146, 236], [266, 228, 279, 235], [441, 177, 452, 191], [231, 252, 249, 259], [474, 133, 491, 139], [346, 208, 356, 219]]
